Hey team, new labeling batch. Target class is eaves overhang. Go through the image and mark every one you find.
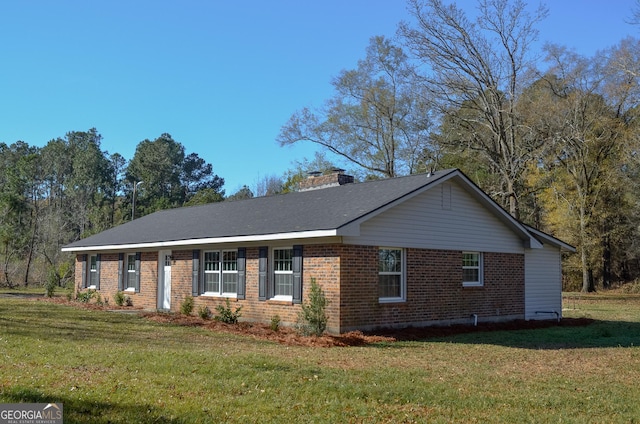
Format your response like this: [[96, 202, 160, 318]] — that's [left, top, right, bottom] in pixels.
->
[[61, 229, 340, 253], [525, 225, 577, 252]]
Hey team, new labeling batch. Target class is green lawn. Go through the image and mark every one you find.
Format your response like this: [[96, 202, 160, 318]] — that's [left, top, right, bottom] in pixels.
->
[[0, 293, 639, 423]]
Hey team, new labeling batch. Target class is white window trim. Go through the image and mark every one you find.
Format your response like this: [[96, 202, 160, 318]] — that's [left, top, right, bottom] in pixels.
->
[[270, 294, 293, 302], [203, 250, 220, 294], [202, 249, 239, 296], [202, 292, 238, 299], [462, 252, 484, 287], [125, 253, 137, 290], [378, 247, 406, 303], [88, 254, 98, 289], [271, 247, 293, 301]]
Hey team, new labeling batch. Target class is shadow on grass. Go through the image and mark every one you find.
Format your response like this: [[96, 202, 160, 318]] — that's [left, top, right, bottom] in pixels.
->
[[0, 300, 177, 347], [0, 386, 185, 424], [370, 318, 640, 350]]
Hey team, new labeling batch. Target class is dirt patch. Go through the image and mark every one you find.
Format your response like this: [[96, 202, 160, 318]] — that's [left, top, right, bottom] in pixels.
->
[[37, 297, 593, 347]]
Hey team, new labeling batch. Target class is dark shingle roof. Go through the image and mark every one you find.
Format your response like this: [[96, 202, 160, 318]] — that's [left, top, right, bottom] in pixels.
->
[[63, 169, 457, 250]]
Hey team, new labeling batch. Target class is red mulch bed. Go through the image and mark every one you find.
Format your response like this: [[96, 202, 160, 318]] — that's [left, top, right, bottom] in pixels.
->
[[39, 297, 593, 347], [141, 313, 594, 347]]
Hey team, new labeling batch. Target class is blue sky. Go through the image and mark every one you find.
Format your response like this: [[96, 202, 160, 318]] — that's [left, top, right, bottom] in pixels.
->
[[0, 1, 637, 193]]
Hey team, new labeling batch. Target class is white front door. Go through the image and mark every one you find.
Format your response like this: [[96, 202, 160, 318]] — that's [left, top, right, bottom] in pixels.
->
[[158, 250, 172, 310]]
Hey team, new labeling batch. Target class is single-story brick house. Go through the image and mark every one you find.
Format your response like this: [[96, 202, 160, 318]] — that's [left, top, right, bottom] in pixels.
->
[[62, 169, 574, 334]]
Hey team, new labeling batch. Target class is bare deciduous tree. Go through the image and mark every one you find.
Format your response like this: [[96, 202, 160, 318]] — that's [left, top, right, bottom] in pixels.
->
[[399, 0, 548, 218], [278, 36, 433, 179]]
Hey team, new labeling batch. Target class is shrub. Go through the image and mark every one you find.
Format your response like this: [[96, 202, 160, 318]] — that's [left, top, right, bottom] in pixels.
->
[[45, 280, 56, 298], [180, 296, 194, 316], [114, 291, 126, 306], [124, 295, 133, 307], [270, 315, 281, 332], [198, 305, 212, 320], [297, 278, 328, 336], [95, 293, 103, 306], [45, 268, 58, 298], [622, 280, 640, 294], [76, 290, 96, 303], [215, 298, 242, 324]]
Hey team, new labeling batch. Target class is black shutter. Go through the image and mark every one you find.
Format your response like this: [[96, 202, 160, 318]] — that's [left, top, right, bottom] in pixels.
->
[[95, 254, 101, 290], [134, 252, 141, 293], [258, 247, 268, 301], [237, 248, 246, 300], [80, 255, 87, 289], [117, 253, 124, 291], [192, 250, 200, 296], [292, 245, 303, 304]]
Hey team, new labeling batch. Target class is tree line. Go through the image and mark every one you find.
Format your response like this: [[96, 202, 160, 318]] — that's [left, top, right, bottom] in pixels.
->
[[0, 130, 225, 288], [2, 0, 639, 292]]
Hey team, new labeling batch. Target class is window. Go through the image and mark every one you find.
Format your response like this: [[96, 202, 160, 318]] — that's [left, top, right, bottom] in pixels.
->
[[258, 246, 302, 303], [378, 248, 405, 301], [273, 248, 293, 298], [118, 252, 139, 292], [125, 253, 137, 290], [204, 251, 220, 293], [202, 250, 238, 296], [222, 251, 238, 294], [83, 254, 100, 289], [88, 254, 98, 287], [462, 252, 483, 287]]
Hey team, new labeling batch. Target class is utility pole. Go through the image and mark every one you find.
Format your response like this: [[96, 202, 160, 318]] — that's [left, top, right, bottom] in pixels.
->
[[132, 181, 144, 220]]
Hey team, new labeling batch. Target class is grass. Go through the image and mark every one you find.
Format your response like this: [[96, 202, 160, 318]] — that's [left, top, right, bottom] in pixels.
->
[[0, 293, 639, 423]]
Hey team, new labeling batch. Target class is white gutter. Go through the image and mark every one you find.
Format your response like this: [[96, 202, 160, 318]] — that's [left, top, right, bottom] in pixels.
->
[[61, 229, 340, 253]]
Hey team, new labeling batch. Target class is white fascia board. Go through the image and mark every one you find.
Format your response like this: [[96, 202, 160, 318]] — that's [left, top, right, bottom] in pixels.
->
[[61, 229, 339, 253], [526, 226, 576, 252]]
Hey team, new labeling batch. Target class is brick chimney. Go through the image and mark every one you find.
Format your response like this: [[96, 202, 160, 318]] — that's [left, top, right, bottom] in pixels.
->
[[298, 168, 354, 191]]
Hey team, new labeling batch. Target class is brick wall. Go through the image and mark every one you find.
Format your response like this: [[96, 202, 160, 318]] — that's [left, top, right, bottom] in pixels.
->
[[75, 245, 524, 333], [128, 252, 158, 310], [169, 250, 193, 310], [190, 245, 343, 333], [339, 247, 525, 331], [75, 252, 159, 309]]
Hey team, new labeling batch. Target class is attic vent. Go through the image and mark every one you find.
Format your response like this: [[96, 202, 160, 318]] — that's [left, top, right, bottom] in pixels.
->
[[299, 169, 354, 191]]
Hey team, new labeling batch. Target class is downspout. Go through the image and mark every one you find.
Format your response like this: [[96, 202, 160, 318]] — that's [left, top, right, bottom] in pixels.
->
[[471, 314, 478, 327]]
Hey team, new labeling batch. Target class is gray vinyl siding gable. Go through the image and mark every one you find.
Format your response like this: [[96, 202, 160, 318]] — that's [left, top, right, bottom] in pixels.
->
[[343, 180, 524, 253], [525, 243, 562, 320]]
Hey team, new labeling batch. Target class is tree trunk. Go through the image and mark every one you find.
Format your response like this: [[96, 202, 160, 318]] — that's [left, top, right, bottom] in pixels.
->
[[602, 234, 611, 289], [581, 245, 591, 292], [579, 202, 595, 292], [23, 207, 39, 286], [2, 243, 13, 289], [587, 268, 596, 292], [506, 178, 519, 219]]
